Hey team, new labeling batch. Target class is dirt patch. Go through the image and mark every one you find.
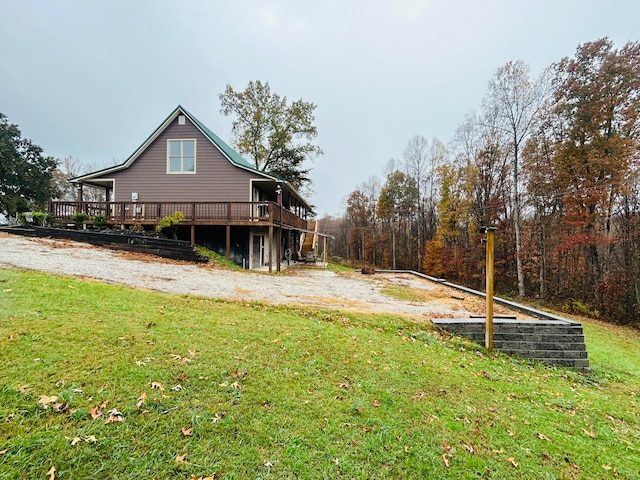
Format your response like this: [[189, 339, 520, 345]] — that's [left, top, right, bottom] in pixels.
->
[[0, 234, 536, 321]]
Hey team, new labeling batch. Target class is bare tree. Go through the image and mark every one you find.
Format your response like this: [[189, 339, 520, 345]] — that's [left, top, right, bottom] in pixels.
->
[[403, 135, 447, 269], [483, 61, 551, 297]]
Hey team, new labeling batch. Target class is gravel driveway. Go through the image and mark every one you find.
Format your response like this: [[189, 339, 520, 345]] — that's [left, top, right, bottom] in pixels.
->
[[0, 234, 499, 319]]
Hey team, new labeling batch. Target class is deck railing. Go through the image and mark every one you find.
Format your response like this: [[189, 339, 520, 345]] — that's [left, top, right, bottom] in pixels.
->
[[48, 201, 308, 230]]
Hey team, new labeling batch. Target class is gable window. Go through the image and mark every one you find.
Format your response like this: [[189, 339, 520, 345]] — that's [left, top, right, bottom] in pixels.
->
[[167, 139, 196, 173]]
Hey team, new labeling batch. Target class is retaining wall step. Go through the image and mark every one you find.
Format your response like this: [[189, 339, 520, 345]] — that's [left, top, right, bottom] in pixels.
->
[[492, 341, 587, 351], [501, 349, 588, 359]]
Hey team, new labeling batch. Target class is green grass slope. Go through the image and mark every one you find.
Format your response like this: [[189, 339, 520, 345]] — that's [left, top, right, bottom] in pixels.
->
[[0, 268, 638, 479]]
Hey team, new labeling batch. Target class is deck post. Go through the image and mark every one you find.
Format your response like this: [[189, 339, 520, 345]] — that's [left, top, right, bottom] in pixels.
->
[[323, 237, 328, 264], [268, 225, 273, 273], [190, 225, 195, 246], [276, 185, 282, 273], [226, 225, 231, 261]]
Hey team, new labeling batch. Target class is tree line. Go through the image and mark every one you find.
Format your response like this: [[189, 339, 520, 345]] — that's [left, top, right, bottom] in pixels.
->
[[321, 38, 640, 326]]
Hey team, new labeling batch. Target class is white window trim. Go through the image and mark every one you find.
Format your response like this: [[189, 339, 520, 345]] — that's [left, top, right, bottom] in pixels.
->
[[166, 139, 197, 174]]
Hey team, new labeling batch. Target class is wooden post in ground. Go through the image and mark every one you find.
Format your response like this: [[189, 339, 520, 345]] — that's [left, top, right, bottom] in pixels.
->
[[481, 226, 497, 352]]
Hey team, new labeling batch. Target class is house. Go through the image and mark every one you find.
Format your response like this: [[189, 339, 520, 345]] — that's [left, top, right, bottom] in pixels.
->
[[48, 105, 329, 271]]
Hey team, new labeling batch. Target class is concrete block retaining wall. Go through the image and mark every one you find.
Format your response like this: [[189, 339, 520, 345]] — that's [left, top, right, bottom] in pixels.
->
[[431, 318, 590, 371]]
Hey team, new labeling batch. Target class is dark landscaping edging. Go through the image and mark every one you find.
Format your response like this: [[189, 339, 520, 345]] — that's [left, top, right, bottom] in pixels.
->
[[0, 226, 207, 263], [369, 269, 590, 371]]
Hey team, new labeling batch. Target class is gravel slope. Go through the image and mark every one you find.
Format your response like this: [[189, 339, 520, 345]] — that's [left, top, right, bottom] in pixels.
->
[[0, 234, 486, 319]]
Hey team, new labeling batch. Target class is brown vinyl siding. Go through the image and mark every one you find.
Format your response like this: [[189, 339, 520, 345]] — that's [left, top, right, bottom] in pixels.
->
[[107, 118, 259, 202]]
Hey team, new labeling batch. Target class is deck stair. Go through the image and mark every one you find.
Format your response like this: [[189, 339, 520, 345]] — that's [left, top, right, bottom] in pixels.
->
[[299, 220, 318, 262]]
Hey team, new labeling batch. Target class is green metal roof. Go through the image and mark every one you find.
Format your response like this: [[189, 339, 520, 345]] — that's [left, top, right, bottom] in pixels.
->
[[182, 107, 258, 172]]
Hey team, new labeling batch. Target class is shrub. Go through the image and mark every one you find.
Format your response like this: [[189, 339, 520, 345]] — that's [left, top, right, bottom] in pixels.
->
[[155, 211, 184, 239], [130, 222, 144, 233], [71, 212, 89, 226], [92, 213, 107, 228], [17, 211, 51, 226], [31, 212, 53, 226]]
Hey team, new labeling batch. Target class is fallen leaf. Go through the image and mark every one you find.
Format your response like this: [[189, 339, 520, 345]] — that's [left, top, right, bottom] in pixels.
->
[[136, 393, 147, 408], [46, 466, 56, 480], [230, 381, 240, 390], [333, 458, 340, 465], [442, 454, 450, 468], [536, 432, 552, 442], [181, 426, 193, 437], [52, 402, 68, 413], [175, 453, 188, 464], [582, 428, 596, 438], [0, 449, 8, 455], [99, 400, 109, 410], [371, 399, 381, 407], [171, 384, 183, 392], [264, 461, 274, 467], [16, 384, 29, 393], [151, 381, 164, 390], [464, 443, 477, 454], [3, 288, 12, 292], [602, 464, 612, 470], [507, 457, 518, 468], [71, 437, 82, 446], [105, 409, 124, 424], [171, 354, 182, 360], [338, 383, 350, 389], [188, 350, 196, 356], [212, 412, 225, 423], [38, 395, 59, 408]]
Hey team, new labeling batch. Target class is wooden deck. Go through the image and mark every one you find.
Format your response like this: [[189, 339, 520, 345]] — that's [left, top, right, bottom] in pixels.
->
[[48, 201, 309, 231]]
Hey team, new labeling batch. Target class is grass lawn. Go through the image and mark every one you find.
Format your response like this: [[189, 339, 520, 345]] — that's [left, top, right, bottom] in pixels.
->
[[1, 267, 639, 479]]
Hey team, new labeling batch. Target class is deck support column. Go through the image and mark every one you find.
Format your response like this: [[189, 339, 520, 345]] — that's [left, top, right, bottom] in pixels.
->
[[190, 225, 195, 246], [226, 225, 231, 261], [323, 237, 328, 264], [277, 226, 281, 272], [268, 225, 273, 273]]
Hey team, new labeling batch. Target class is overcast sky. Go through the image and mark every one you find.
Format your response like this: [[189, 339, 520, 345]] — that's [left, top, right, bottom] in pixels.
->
[[1, 0, 638, 215]]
